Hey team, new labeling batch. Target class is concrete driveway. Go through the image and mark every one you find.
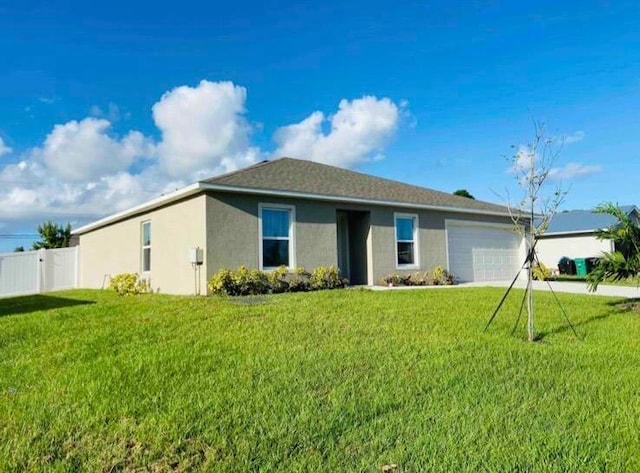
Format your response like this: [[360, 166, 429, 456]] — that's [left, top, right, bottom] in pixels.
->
[[465, 279, 640, 298], [370, 279, 640, 298]]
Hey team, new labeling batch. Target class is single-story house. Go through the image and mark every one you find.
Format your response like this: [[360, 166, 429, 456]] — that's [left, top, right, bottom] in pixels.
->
[[535, 205, 639, 270], [73, 157, 527, 294]]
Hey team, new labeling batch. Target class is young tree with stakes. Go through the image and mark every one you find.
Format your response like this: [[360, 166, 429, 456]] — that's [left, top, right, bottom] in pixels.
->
[[486, 120, 570, 342]]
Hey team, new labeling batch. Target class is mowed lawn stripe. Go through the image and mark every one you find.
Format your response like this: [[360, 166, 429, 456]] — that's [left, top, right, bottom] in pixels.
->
[[1, 288, 639, 472]]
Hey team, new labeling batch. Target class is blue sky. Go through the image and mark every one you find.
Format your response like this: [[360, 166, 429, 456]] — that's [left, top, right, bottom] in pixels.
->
[[1, 0, 639, 251]]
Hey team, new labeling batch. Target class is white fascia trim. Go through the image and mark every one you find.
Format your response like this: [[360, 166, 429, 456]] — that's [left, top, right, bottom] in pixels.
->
[[72, 183, 203, 235], [537, 230, 598, 237], [202, 183, 516, 217], [73, 181, 519, 236], [445, 219, 523, 232]]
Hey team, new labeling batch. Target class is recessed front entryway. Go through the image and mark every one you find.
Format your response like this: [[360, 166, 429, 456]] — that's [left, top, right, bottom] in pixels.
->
[[336, 210, 370, 285]]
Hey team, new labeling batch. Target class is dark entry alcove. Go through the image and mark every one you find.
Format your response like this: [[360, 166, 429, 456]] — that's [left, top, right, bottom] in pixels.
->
[[336, 210, 370, 285]]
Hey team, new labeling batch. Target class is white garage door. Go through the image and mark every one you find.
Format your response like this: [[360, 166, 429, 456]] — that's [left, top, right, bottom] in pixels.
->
[[447, 222, 523, 282]]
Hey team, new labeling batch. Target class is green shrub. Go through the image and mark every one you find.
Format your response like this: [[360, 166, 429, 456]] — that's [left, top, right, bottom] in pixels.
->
[[310, 265, 345, 290], [109, 273, 149, 296], [532, 263, 552, 281], [432, 265, 455, 285], [422, 271, 435, 286], [207, 268, 235, 295], [230, 266, 268, 296], [288, 267, 311, 292], [406, 272, 426, 286], [268, 265, 290, 293], [381, 273, 403, 286], [207, 265, 346, 296], [380, 266, 456, 287], [209, 265, 270, 296], [230, 266, 251, 295]]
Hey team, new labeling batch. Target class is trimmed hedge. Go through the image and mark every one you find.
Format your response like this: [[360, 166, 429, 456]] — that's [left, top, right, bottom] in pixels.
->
[[208, 265, 347, 296], [380, 265, 456, 286]]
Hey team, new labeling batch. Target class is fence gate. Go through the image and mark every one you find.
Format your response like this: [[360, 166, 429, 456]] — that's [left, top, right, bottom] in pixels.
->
[[0, 247, 79, 298]]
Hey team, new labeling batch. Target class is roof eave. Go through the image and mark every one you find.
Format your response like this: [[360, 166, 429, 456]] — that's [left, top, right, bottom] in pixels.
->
[[200, 183, 516, 218], [538, 229, 598, 237], [72, 182, 518, 236], [71, 183, 204, 235]]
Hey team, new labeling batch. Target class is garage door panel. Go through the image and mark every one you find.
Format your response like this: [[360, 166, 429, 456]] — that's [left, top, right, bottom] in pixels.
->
[[447, 223, 522, 282]]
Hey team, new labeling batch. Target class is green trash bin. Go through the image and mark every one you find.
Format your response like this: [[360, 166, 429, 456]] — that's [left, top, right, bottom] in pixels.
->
[[575, 258, 587, 277]]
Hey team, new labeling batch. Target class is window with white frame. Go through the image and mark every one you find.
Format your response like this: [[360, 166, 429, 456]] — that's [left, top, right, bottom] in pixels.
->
[[395, 213, 419, 267], [141, 221, 151, 273], [260, 204, 295, 269]]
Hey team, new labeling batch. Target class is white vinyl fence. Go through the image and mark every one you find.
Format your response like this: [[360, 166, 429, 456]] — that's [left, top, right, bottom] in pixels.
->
[[0, 247, 79, 298]]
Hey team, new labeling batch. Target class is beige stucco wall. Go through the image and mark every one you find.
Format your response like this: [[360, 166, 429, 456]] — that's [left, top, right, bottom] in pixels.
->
[[205, 191, 515, 285], [78, 195, 207, 295]]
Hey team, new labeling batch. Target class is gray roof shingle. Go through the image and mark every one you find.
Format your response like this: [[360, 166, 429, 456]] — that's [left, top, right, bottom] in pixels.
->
[[202, 157, 511, 214]]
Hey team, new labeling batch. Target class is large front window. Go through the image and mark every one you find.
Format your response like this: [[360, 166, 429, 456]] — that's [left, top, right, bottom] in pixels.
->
[[395, 213, 419, 268], [141, 221, 151, 272], [260, 205, 295, 269]]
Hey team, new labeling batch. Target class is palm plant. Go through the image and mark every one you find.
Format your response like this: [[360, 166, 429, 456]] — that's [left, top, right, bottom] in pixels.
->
[[587, 203, 640, 291]]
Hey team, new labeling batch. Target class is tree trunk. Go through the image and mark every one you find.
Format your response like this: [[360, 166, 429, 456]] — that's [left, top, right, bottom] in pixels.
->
[[527, 236, 535, 342]]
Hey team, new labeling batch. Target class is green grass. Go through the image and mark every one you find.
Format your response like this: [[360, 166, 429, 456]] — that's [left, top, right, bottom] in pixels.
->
[[553, 275, 640, 287], [607, 277, 640, 287], [1, 288, 639, 472]]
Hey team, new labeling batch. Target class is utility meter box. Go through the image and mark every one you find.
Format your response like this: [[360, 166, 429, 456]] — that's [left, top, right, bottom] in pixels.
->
[[189, 247, 204, 265]]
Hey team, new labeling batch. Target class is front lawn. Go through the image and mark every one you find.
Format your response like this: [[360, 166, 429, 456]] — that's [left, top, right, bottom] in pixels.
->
[[1, 288, 639, 472], [553, 274, 640, 287]]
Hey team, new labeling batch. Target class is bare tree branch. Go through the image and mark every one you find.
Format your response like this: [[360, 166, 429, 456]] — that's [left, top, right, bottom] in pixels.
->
[[500, 118, 569, 341]]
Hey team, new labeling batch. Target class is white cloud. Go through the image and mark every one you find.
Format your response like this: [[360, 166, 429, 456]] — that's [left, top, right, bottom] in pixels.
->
[[35, 117, 152, 181], [511, 145, 534, 173], [549, 162, 602, 180], [153, 80, 259, 178], [0, 159, 167, 220], [562, 130, 585, 144], [90, 103, 126, 122], [273, 96, 401, 168], [509, 145, 601, 182], [0, 81, 266, 223], [511, 129, 586, 172], [0, 117, 158, 220], [0, 137, 12, 157], [0, 82, 404, 230]]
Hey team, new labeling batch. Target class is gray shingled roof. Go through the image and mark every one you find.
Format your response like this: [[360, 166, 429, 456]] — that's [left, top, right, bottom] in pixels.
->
[[202, 157, 511, 214], [540, 205, 638, 234]]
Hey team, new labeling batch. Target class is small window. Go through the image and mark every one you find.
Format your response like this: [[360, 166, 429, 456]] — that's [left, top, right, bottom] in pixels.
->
[[141, 221, 151, 272], [260, 204, 295, 269], [395, 213, 419, 268]]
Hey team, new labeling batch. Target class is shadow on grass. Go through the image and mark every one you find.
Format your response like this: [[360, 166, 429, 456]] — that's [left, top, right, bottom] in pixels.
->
[[536, 311, 617, 340], [607, 297, 640, 314], [0, 294, 95, 317]]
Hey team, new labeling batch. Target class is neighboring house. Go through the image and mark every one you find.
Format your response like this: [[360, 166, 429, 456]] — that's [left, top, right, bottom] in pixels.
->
[[535, 205, 639, 270], [73, 158, 527, 294]]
